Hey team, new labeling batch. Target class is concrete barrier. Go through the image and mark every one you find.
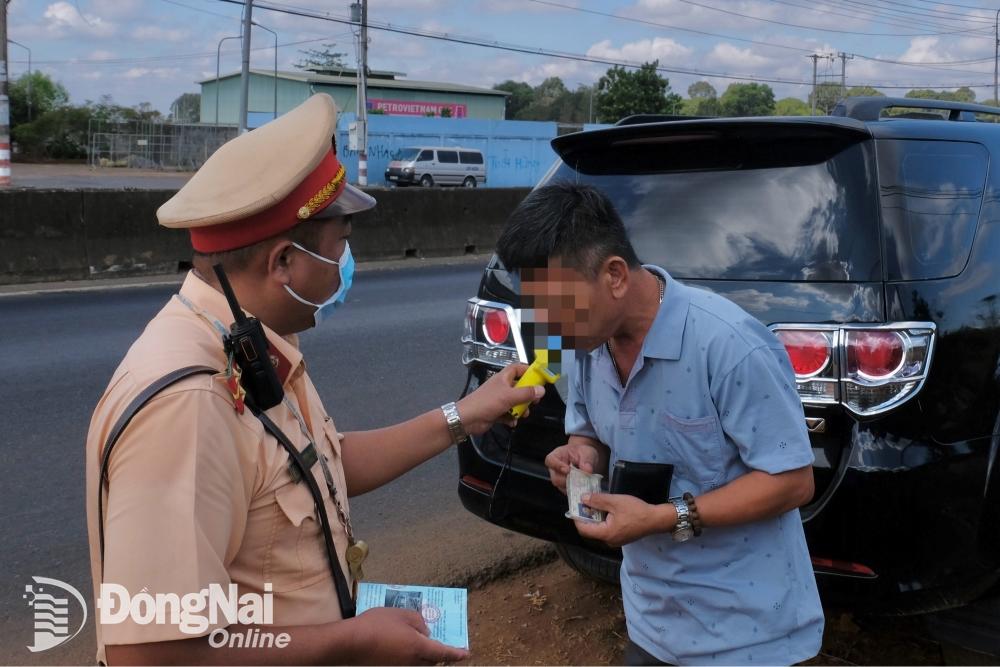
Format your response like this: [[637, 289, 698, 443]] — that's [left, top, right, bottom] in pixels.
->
[[0, 187, 530, 285]]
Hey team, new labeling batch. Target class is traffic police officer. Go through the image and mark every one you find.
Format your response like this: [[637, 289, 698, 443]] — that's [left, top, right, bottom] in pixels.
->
[[85, 94, 542, 665]]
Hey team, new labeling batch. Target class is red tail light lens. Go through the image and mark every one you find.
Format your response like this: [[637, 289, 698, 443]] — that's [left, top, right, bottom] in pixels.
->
[[483, 309, 511, 346], [776, 330, 831, 377], [847, 331, 905, 379]]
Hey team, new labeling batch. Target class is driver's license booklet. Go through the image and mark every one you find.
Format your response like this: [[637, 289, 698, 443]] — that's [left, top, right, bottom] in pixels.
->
[[356, 583, 470, 649]]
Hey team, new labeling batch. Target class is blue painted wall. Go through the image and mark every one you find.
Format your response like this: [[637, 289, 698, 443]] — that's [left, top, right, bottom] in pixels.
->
[[334, 113, 611, 188]]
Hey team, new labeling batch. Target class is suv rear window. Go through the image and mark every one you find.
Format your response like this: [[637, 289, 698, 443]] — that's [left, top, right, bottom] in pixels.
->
[[438, 151, 459, 164], [544, 141, 881, 282], [460, 151, 484, 164], [877, 139, 987, 281]]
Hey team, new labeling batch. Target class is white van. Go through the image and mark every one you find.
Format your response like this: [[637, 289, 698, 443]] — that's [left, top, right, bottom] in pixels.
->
[[384, 147, 487, 188]]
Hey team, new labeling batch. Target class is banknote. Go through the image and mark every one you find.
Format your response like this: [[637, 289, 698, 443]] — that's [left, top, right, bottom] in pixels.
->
[[565, 464, 605, 523]]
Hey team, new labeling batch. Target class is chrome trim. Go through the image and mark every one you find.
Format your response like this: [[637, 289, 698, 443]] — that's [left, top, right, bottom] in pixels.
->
[[769, 322, 937, 418], [463, 298, 528, 365]]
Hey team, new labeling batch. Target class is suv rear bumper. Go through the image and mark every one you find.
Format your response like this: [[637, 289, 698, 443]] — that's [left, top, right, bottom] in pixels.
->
[[458, 404, 1000, 615]]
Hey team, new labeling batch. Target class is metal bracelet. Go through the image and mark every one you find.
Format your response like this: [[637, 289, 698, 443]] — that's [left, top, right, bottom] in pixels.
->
[[441, 401, 468, 445]]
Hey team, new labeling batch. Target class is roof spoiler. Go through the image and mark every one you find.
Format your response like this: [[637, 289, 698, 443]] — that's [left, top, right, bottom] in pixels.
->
[[833, 96, 1000, 122], [615, 114, 713, 126]]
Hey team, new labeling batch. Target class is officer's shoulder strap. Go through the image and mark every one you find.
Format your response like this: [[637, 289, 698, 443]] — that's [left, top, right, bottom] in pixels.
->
[[98, 365, 218, 573]]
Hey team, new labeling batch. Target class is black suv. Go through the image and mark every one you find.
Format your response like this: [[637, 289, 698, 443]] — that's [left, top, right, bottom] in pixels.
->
[[458, 97, 1000, 648]]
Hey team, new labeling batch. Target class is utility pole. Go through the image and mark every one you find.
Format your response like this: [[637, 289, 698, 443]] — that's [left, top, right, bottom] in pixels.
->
[[1, 0, 11, 187], [238, 0, 253, 134], [838, 52, 854, 97], [8, 39, 29, 121], [351, 0, 369, 186], [809, 54, 820, 116], [994, 9, 999, 106]]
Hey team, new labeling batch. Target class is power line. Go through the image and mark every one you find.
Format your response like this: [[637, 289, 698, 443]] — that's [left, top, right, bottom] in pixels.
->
[[764, 0, 987, 33], [218, 0, 818, 86], [910, 0, 999, 12], [864, 0, 995, 22], [830, 0, 994, 26], [670, 0, 995, 39], [528, 0, 995, 75], [524, 0, 815, 55], [158, 0, 240, 20], [222, 0, 1000, 91], [16, 35, 347, 66]]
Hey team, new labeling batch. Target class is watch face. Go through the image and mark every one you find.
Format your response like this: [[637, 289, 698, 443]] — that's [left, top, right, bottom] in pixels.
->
[[673, 526, 694, 542]]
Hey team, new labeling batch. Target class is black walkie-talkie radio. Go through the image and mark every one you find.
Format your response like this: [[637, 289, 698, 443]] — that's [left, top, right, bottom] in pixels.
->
[[213, 264, 284, 411]]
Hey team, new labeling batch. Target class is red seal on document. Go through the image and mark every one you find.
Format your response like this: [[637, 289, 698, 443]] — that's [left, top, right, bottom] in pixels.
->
[[421, 604, 442, 624]]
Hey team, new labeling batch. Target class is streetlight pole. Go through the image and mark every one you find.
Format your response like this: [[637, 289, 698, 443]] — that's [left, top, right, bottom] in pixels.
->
[[238, 0, 253, 134], [7, 38, 28, 121], [351, 0, 368, 186], [251, 21, 277, 121], [216, 35, 240, 126]]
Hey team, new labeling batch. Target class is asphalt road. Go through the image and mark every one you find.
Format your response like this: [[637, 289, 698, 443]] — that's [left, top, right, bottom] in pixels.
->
[[0, 262, 546, 666], [10, 163, 193, 189]]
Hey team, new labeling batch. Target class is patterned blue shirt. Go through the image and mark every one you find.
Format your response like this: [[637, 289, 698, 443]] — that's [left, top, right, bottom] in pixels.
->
[[565, 266, 824, 666]]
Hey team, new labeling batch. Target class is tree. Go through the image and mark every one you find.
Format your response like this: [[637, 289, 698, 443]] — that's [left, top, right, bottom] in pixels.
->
[[845, 86, 884, 98], [294, 43, 348, 72], [682, 80, 719, 116], [595, 61, 682, 123], [522, 77, 569, 120], [688, 81, 717, 100], [719, 82, 775, 117], [808, 82, 843, 115], [494, 80, 533, 120], [9, 71, 69, 127], [12, 105, 91, 159], [775, 97, 811, 116], [905, 87, 976, 103], [170, 93, 200, 124]]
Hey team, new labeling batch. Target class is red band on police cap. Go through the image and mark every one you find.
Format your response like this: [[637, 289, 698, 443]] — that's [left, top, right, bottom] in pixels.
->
[[189, 149, 347, 253]]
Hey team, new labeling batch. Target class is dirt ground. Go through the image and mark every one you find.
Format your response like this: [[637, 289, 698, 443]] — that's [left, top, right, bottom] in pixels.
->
[[460, 559, 951, 666]]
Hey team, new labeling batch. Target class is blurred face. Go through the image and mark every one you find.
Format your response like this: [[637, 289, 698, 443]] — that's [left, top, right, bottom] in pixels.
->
[[520, 257, 617, 352]]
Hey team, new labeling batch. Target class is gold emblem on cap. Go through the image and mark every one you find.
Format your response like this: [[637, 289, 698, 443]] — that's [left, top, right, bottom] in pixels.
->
[[297, 165, 348, 220]]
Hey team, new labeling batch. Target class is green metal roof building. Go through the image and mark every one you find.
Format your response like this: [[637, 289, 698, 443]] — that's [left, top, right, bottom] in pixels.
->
[[199, 68, 509, 124]]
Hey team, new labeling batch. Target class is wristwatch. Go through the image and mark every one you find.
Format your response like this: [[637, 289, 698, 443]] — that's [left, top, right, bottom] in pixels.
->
[[441, 402, 468, 445], [669, 497, 695, 542]]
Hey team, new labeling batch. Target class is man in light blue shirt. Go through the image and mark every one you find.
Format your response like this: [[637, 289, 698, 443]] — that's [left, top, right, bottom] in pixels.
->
[[496, 183, 824, 666]]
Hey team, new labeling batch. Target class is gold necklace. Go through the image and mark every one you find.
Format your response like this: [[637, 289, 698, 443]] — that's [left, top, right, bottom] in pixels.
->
[[607, 274, 665, 386]]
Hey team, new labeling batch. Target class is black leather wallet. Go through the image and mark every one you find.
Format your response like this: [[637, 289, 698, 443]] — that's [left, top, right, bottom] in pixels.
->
[[608, 460, 674, 506]]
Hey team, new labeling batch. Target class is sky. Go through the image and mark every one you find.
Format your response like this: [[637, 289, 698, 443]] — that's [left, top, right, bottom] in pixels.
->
[[7, 0, 1000, 113]]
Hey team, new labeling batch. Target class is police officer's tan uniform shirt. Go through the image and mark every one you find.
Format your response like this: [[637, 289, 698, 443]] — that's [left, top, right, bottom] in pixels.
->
[[85, 271, 353, 664]]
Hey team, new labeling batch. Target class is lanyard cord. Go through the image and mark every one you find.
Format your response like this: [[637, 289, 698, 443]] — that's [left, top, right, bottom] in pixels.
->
[[173, 293, 354, 539]]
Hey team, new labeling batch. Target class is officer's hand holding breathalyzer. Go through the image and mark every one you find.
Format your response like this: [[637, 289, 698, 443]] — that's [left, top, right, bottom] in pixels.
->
[[455, 363, 544, 434]]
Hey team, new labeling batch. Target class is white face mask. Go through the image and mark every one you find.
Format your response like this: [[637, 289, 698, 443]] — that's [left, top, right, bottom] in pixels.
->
[[284, 241, 355, 327]]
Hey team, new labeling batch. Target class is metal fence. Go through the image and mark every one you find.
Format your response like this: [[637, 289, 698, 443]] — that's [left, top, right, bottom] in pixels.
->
[[88, 122, 237, 171]]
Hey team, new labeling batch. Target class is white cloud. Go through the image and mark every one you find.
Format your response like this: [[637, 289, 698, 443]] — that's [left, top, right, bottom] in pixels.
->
[[43, 1, 116, 37], [586, 37, 693, 64], [706, 43, 773, 69]]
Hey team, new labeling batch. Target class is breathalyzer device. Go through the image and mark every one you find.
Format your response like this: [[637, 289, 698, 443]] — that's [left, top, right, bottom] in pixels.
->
[[510, 349, 561, 418]]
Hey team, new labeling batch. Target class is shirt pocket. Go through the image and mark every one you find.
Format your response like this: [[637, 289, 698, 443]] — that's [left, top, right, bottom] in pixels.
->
[[660, 411, 725, 487], [268, 478, 331, 592]]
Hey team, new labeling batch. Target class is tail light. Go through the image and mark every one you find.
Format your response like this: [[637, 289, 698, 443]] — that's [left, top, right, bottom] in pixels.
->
[[462, 298, 527, 368], [771, 323, 936, 417]]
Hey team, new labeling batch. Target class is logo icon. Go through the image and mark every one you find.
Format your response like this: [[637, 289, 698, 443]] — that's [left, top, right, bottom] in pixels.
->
[[23, 576, 88, 653]]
